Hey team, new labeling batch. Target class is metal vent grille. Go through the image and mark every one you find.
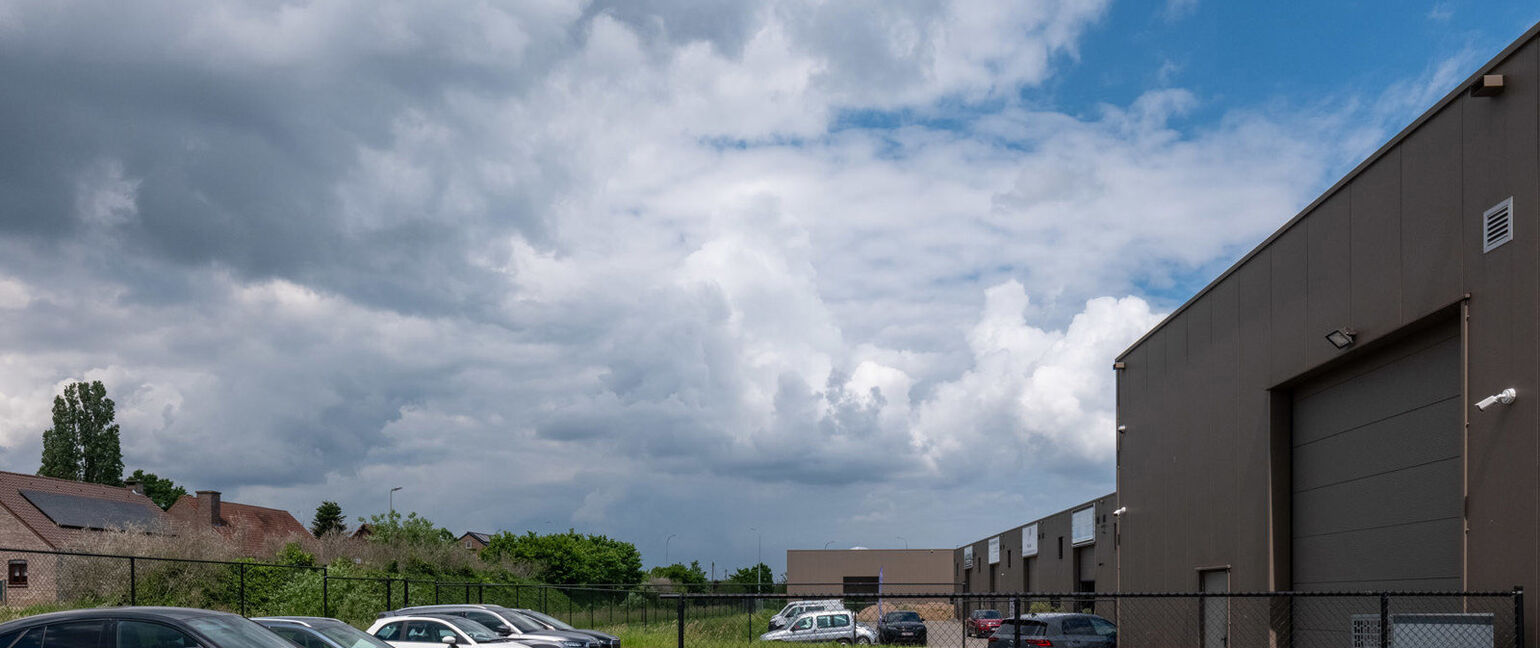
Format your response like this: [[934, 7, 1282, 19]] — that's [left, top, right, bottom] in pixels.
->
[[1351, 615, 1383, 648], [1483, 197, 1513, 253]]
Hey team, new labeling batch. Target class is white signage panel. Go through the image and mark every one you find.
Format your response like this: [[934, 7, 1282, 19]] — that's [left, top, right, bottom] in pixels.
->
[[1072, 506, 1095, 545], [1022, 523, 1038, 557], [963, 546, 974, 568], [988, 536, 1000, 565]]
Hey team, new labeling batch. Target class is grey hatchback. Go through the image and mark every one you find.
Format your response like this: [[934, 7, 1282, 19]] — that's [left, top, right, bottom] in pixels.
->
[[987, 613, 1116, 648]]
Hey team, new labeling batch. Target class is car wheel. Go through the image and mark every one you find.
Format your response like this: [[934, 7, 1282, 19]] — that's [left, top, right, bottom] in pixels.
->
[[857, 638, 871, 645], [836, 639, 852, 645]]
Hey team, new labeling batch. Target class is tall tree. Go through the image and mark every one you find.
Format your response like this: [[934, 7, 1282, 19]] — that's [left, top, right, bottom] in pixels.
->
[[127, 469, 187, 510], [311, 501, 347, 537], [727, 563, 774, 593], [481, 530, 645, 585], [39, 381, 123, 485]]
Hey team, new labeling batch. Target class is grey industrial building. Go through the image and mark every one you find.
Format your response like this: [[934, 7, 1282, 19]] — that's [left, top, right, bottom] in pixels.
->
[[954, 494, 1117, 597], [1114, 17, 1540, 641]]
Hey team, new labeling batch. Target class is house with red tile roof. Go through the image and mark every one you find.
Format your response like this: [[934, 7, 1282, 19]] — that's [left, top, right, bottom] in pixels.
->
[[0, 470, 168, 606], [165, 491, 314, 558], [457, 531, 492, 551]]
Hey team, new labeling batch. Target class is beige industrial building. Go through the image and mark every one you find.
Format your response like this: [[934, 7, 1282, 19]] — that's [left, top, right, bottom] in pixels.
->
[[785, 549, 955, 596]]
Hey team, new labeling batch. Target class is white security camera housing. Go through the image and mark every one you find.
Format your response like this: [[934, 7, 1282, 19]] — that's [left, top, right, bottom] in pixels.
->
[[1476, 388, 1517, 411]]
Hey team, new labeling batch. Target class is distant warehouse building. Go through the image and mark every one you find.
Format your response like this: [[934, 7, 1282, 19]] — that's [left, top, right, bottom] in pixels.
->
[[954, 493, 1116, 596], [1114, 18, 1540, 635], [785, 549, 955, 596]]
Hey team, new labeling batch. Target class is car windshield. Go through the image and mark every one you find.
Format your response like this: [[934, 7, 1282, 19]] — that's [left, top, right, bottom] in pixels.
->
[[311, 620, 395, 648], [885, 612, 922, 623], [516, 610, 575, 631], [441, 617, 504, 642], [496, 611, 547, 633], [975, 611, 1001, 619], [185, 616, 296, 648], [996, 621, 1046, 637]]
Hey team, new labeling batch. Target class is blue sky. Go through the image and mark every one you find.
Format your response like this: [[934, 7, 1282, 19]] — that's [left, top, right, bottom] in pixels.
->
[[0, 0, 1536, 577]]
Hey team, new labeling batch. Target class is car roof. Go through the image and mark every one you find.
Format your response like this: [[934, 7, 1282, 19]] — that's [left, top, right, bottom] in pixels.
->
[[376, 613, 475, 623], [253, 616, 348, 627], [1012, 612, 1106, 621], [0, 606, 236, 630]]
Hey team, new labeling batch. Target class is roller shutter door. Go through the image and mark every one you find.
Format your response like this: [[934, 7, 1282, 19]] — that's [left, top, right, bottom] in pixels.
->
[[1290, 325, 1462, 591]]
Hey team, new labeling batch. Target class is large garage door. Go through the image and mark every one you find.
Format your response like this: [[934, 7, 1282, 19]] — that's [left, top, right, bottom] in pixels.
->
[[1291, 324, 1462, 591]]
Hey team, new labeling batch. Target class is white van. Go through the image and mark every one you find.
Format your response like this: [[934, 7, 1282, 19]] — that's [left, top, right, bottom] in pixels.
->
[[769, 600, 846, 631]]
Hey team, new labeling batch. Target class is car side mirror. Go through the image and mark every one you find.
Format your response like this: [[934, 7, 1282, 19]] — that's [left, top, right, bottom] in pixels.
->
[[495, 626, 513, 636], [442, 636, 458, 645]]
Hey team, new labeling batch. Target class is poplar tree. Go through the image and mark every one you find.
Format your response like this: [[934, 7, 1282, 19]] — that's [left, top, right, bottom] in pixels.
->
[[38, 381, 124, 485]]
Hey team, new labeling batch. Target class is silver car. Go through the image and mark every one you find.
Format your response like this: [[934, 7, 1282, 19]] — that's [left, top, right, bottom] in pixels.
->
[[760, 610, 876, 645], [769, 600, 846, 630]]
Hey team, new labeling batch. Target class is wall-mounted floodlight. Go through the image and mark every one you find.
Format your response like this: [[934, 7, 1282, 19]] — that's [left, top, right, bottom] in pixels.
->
[[1471, 74, 1505, 98], [1325, 328, 1356, 350], [1112, 507, 1128, 516], [1116, 425, 1127, 433], [1475, 388, 1517, 411]]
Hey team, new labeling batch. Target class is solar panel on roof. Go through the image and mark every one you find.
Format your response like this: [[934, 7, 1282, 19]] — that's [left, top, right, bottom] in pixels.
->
[[20, 490, 165, 531]]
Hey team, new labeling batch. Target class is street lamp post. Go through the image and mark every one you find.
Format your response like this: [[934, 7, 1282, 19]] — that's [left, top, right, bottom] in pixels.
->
[[897, 536, 908, 549], [824, 541, 834, 549], [389, 486, 403, 516], [749, 527, 763, 594], [666, 534, 677, 564]]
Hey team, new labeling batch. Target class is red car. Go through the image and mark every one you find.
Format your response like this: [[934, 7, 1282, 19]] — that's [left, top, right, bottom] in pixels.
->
[[967, 609, 1003, 637]]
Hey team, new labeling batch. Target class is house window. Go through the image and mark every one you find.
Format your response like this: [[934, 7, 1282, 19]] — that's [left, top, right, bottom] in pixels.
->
[[8, 560, 27, 587]]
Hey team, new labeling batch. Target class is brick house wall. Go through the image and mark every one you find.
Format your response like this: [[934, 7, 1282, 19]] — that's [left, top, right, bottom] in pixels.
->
[[0, 502, 59, 607]]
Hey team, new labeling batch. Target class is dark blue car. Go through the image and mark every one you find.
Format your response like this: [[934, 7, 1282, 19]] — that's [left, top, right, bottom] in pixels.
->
[[0, 606, 294, 648]]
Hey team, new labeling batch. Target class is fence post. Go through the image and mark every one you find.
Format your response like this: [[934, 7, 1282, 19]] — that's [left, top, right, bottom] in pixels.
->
[[676, 597, 685, 648], [435, 582, 441, 604], [129, 557, 136, 606], [543, 586, 549, 614], [1014, 596, 1021, 648], [957, 596, 964, 648], [405, 579, 411, 606], [322, 569, 329, 617], [1378, 593, 1389, 648], [1517, 586, 1526, 648], [239, 563, 247, 617]]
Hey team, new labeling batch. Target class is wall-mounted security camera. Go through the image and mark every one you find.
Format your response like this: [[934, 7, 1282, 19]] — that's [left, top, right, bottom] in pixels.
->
[[1116, 425, 1127, 433], [1475, 388, 1517, 411], [1112, 507, 1127, 516]]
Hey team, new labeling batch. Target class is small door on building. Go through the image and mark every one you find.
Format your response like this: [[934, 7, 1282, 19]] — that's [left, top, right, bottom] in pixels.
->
[[1201, 569, 1229, 648]]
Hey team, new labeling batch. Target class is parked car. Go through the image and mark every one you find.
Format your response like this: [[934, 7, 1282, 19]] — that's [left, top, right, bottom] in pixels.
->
[[383, 605, 593, 648], [254, 617, 398, 648], [986, 613, 1116, 648], [0, 606, 294, 648], [769, 600, 846, 631], [966, 610, 1002, 638], [506, 608, 620, 648], [875, 610, 927, 645], [760, 610, 876, 645], [368, 613, 526, 647]]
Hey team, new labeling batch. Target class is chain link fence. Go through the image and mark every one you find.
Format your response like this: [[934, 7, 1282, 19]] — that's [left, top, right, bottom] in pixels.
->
[[658, 591, 1525, 648]]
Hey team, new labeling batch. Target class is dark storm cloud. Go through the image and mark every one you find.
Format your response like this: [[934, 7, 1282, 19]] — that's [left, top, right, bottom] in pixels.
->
[[0, 1, 575, 318]]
